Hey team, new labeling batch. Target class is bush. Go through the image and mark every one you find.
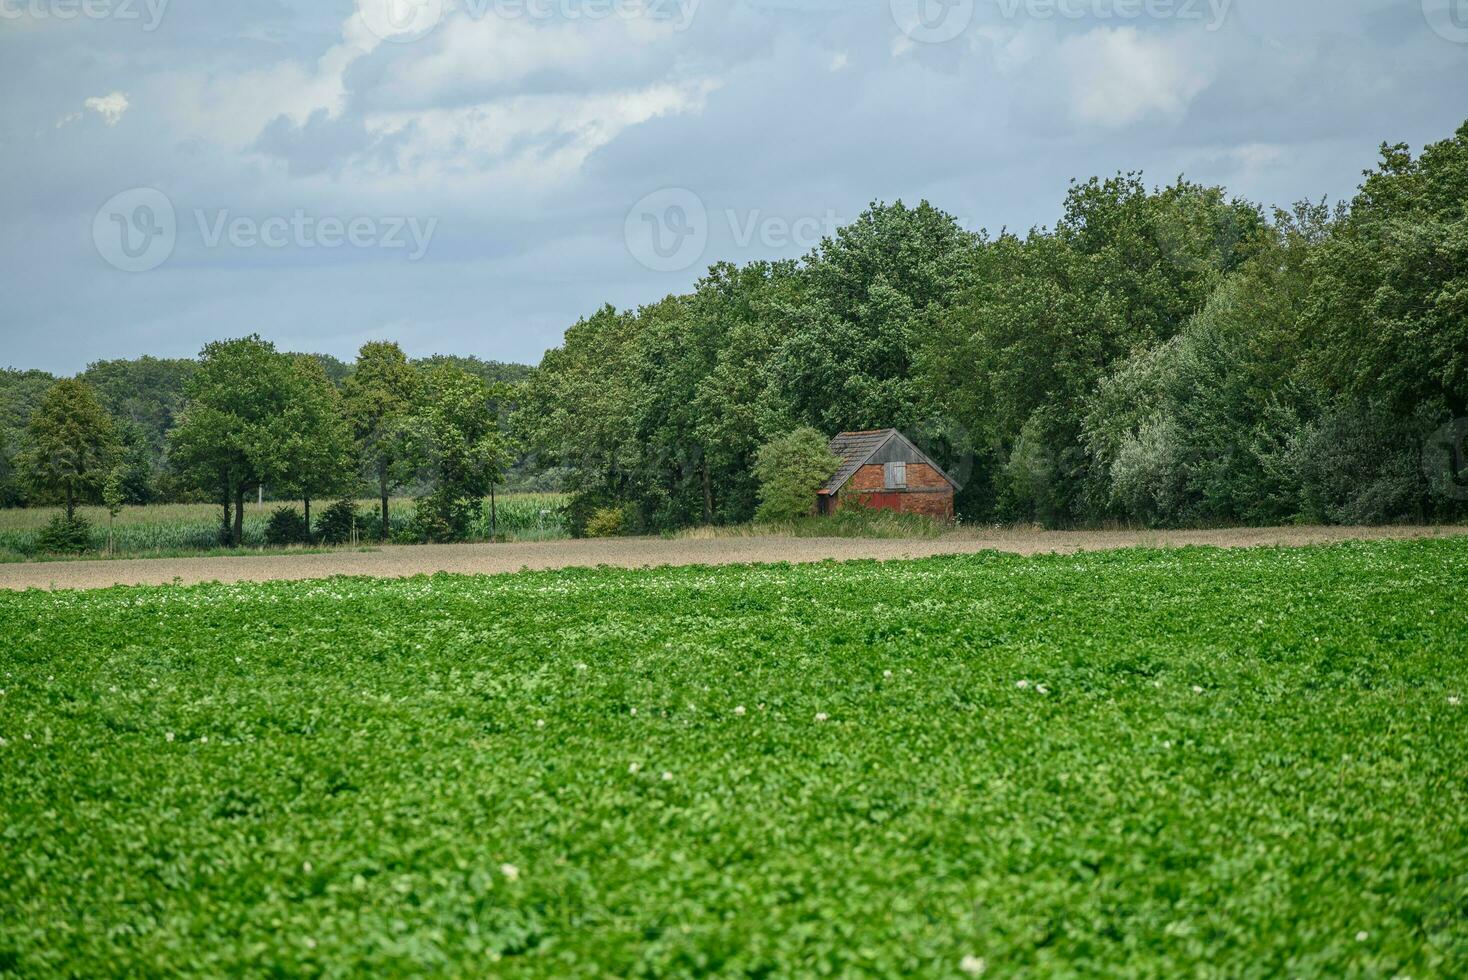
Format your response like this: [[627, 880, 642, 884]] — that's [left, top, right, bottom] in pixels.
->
[[314, 499, 360, 546], [264, 506, 309, 546], [584, 505, 628, 538], [410, 492, 475, 543], [35, 515, 93, 554], [754, 428, 840, 523]]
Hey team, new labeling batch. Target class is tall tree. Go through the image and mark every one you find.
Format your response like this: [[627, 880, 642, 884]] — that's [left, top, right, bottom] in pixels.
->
[[403, 364, 507, 541], [168, 337, 295, 546], [343, 342, 420, 539], [280, 356, 357, 532], [16, 378, 119, 520]]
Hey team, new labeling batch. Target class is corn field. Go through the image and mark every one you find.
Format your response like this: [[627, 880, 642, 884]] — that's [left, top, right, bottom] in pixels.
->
[[0, 495, 568, 559]]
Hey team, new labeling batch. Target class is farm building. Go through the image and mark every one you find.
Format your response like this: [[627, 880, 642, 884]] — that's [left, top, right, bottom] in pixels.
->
[[818, 429, 961, 520]]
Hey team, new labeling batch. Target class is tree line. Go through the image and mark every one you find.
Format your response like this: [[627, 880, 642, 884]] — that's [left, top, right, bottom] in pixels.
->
[[4, 119, 1466, 539], [1, 343, 526, 546], [521, 119, 1468, 532]]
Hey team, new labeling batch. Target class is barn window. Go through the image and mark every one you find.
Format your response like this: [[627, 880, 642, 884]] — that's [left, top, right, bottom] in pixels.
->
[[885, 461, 907, 489]]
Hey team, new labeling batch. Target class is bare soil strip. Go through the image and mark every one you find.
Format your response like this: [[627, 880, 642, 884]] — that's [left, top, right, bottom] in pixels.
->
[[1, 526, 1463, 593]]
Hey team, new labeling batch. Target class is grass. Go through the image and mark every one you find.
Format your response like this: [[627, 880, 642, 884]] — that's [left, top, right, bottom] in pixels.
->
[[2, 539, 1466, 975], [678, 507, 952, 539], [0, 494, 568, 561]]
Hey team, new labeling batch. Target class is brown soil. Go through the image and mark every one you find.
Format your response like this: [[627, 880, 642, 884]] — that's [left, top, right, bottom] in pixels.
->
[[2, 526, 1463, 593]]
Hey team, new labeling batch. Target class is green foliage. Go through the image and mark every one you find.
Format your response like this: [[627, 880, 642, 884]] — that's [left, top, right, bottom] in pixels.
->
[[313, 499, 360, 546], [2, 540, 1467, 974], [279, 355, 357, 512], [753, 428, 839, 523], [15, 378, 119, 520], [401, 363, 508, 542], [264, 505, 310, 546], [583, 505, 628, 538], [344, 342, 421, 536], [33, 514, 93, 553]]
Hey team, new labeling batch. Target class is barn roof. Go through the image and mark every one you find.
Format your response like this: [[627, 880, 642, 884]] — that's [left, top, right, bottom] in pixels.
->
[[823, 429, 962, 494]]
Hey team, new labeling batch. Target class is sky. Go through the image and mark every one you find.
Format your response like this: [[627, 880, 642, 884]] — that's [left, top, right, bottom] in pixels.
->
[[1, 0, 1465, 375]]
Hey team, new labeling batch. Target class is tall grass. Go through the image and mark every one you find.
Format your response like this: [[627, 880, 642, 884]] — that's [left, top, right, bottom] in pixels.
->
[[0, 494, 568, 560]]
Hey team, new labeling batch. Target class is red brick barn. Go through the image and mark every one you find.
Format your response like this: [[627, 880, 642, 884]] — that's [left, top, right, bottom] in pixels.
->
[[817, 429, 961, 521]]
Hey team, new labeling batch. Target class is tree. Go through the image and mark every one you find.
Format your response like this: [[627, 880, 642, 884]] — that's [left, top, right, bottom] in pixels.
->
[[753, 428, 839, 523], [402, 364, 508, 541], [344, 342, 420, 539], [280, 356, 356, 533], [1306, 121, 1468, 417], [102, 465, 125, 555], [16, 378, 118, 520], [79, 356, 196, 501], [168, 337, 295, 546]]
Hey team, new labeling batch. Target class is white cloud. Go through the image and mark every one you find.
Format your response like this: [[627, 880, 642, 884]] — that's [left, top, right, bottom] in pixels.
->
[[1057, 28, 1210, 129], [57, 91, 130, 128]]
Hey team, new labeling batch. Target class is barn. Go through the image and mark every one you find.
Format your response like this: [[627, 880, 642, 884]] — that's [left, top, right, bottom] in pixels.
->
[[817, 429, 961, 520]]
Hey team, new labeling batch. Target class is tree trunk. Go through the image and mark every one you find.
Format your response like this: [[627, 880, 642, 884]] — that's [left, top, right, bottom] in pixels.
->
[[379, 472, 390, 542], [304, 497, 312, 542], [233, 487, 245, 547], [490, 484, 497, 541], [702, 462, 713, 525], [221, 487, 231, 545]]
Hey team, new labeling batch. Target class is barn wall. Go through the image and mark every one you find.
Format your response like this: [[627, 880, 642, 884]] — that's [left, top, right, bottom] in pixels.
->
[[836, 463, 954, 520]]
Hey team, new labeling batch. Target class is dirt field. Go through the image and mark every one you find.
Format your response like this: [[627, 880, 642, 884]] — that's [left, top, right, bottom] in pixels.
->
[[2, 525, 1463, 592]]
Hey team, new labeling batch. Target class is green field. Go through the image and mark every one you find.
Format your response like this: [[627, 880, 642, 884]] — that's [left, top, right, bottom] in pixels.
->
[[0, 494, 568, 560], [2, 540, 1466, 975]]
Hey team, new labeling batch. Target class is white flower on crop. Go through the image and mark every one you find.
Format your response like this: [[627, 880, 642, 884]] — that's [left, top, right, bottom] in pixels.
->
[[108, 686, 118, 693], [1355, 931, 1368, 942], [1016, 680, 1030, 690], [661, 771, 674, 781], [960, 955, 987, 975], [535, 719, 545, 729], [734, 705, 746, 716], [1192, 686, 1204, 694], [199, 736, 208, 743], [500, 863, 520, 881], [815, 712, 829, 722], [1450, 696, 1462, 706], [629, 762, 641, 774], [630, 707, 638, 716], [883, 670, 893, 679], [303, 861, 313, 873], [165, 732, 174, 742], [1036, 685, 1050, 695], [576, 663, 588, 671]]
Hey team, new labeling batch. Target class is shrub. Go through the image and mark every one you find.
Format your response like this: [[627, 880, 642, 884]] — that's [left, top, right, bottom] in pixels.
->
[[264, 506, 309, 546], [35, 515, 93, 554], [753, 428, 840, 523], [314, 499, 360, 546], [584, 505, 628, 538], [410, 491, 475, 543]]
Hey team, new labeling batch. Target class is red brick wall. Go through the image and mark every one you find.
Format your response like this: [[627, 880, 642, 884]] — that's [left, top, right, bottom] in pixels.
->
[[836, 463, 954, 520]]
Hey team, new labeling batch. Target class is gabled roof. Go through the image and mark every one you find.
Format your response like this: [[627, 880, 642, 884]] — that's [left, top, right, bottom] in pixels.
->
[[822, 429, 962, 494]]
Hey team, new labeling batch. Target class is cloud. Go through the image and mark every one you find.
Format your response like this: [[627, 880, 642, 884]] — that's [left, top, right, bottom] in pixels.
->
[[57, 91, 131, 128], [1057, 28, 1211, 129]]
